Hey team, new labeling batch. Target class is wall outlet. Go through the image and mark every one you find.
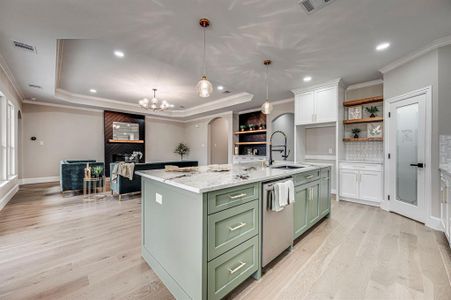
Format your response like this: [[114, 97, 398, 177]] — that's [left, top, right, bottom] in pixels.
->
[[155, 193, 162, 205], [328, 148, 333, 154]]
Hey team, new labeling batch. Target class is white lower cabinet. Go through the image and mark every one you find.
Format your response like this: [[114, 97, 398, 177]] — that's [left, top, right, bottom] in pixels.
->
[[440, 171, 451, 245], [339, 162, 383, 204]]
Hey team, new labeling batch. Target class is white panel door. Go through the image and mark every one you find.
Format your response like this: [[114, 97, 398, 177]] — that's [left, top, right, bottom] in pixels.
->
[[295, 92, 314, 125], [339, 169, 359, 199], [314, 87, 337, 123], [359, 171, 382, 203]]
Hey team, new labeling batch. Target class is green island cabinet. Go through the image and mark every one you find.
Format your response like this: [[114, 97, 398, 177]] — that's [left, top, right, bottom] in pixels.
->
[[140, 166, 330, 300]]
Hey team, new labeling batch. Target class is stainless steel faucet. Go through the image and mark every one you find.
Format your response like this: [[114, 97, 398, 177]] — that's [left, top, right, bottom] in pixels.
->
[[269, 130, 290, 165]]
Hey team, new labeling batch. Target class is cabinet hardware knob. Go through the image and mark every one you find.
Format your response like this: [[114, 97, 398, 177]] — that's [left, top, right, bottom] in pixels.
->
[[228, 261, 246, 274], [229, 222, 246, 231]]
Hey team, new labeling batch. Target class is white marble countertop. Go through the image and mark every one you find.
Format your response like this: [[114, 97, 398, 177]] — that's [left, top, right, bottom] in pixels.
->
[[136, 162, 329, 194], [339, 160, 384, 165], [440, 165, 451, 177]]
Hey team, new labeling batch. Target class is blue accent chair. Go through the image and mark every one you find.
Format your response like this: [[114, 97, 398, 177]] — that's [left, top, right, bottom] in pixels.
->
[[60, 160, 105, 192]]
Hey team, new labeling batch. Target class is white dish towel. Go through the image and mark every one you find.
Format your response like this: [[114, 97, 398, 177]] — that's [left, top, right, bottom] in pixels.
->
[[273, 180, 295, 212]]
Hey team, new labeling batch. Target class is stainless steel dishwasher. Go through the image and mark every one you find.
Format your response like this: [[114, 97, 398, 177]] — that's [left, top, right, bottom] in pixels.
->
[[262, 177, 294, 267]]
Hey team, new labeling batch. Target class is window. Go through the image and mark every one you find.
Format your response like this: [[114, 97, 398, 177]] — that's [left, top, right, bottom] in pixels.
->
[[0, 96, 18, 181]]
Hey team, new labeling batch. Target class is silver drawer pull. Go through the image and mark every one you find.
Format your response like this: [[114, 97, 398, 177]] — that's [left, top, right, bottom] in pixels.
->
[[306, 175, 314, 179], [230, 193, 247, 199], [229, 222, 246, 231], [228, 261, 246, 274]]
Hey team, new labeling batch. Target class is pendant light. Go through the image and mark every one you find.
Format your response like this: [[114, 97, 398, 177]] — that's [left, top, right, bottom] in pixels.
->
[[196, 18, 213, 98], [261, 59, 274, 114]]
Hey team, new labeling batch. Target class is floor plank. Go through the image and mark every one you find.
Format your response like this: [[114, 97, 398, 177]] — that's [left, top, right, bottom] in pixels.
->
[[0, 183, 450, 299]]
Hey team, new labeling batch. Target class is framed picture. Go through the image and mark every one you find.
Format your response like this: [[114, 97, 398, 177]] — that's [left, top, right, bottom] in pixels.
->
[[348, 106, 362, 120], [368, 123, 383, 138]]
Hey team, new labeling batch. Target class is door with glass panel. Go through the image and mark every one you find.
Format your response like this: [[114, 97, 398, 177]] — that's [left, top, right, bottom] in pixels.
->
[[388, 93, 426, 222]]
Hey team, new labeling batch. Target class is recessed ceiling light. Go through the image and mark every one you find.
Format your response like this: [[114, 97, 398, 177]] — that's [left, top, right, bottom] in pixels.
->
[[303, 76, 312, 82], [376, 42, 390, 51], [217, 85, 224, 90], [114, 50, 125, 58], [89, 89, 97, 94]]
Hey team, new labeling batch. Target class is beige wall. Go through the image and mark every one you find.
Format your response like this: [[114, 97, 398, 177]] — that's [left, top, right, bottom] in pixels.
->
[[22, 104, 104, 178], [145, 117, 185, 161], [209, 117, 229, 164], [383, 49, 440, 218], [305, 126, 336, 155], [438, 45, 451, 136]]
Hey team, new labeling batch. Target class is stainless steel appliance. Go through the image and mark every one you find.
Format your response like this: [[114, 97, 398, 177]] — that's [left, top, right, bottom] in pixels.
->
[[262, 177, 294, 267]]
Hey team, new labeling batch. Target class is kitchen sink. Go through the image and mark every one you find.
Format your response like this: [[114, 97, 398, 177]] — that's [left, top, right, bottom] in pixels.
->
[[271, 165, 305, 170]]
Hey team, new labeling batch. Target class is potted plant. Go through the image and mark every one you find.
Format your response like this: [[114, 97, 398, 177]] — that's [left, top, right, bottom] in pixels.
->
[[92, 166, 104, 178], [240, 125, 247, 132], [248, 124, 255, 131], [174, 143, 190, 160], [365, 106, 379, 118], [352, 128, 361, 139]]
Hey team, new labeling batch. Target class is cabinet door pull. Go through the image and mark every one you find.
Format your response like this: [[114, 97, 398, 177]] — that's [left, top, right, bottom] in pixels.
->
[[228, 261, 246, 274], [306, 175, 314, 179], [229, 193, 247, 199], [229, 222, 246, 231]]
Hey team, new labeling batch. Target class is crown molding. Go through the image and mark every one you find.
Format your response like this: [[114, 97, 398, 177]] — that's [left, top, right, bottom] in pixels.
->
[[272, 97, 294, 106], [291, 78, 342, 95], [0, 51, 24, 101], [54, 88, 253, 119], [379, 35, 451, 74], [22, 99, 103, 113], [346, 79, 383, 91]]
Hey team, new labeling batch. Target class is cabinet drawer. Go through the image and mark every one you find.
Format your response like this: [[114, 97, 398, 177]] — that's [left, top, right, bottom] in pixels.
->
[[207, 183, 259, 214], [293, 170, 320, 186], [208, 236, 258, 300], [208, 201, 258, 260], [320, 167, 330, 178]]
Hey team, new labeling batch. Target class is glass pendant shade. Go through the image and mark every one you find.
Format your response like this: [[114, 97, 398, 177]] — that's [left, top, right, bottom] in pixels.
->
[[196, 75, 213, 98], [261, 100, 273, 114]]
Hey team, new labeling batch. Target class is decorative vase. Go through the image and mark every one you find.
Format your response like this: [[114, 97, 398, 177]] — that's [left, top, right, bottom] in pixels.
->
[[370, 113, 376, 118], [353, 134, 359, 138]]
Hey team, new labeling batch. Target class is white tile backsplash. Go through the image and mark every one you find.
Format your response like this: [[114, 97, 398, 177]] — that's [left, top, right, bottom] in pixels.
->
[[440, 135, 451, 165], [345, 142, 384, 162]]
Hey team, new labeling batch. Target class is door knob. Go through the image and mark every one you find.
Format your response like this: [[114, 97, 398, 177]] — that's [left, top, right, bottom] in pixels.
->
[[410, 163, 424, 168]]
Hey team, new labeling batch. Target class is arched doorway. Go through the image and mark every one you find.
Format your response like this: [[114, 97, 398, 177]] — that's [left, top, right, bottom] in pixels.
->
[[271, 113, 294, 161], [208, 117, 229, 164]]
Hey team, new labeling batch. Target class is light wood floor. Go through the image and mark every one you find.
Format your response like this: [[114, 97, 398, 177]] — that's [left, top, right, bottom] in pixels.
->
[[0, 183, 450, 300]]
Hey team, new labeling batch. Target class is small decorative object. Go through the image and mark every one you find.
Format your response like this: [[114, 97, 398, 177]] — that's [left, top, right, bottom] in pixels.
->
[[368, 123, 383, 138], [234, 146, 239, 155], [348, 106, 362, 120], [240, 125, 247, 132], [174, 143, 190, 160], [92, 166, 104, 178], [248, 124, 255, 131], [352, 128, 361, 139], [259, 123, 266, 130], [84, 163, 91, 179], [365, 106, 379, 118]]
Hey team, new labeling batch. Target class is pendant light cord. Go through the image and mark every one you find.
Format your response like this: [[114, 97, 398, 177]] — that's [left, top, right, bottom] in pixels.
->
[[265, 64, 269, 101], [203, 28, 207, 76]]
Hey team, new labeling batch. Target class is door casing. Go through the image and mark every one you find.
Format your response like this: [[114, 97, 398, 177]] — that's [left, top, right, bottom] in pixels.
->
[[383, 86, 432, 224]]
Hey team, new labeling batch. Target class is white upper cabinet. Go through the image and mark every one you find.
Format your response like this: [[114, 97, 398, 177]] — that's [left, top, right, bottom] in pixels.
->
[[295, 92, 314, 125], [314, 87, 337, 123], [292, 80, 341, 126]]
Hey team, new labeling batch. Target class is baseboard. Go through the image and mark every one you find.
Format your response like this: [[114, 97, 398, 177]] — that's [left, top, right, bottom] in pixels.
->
[[425, 216, 443, 232], [20, 176, 60, 185], [339, 197, 380, 207], [0, 184, 19, 211], [331, 189, 337, 195]]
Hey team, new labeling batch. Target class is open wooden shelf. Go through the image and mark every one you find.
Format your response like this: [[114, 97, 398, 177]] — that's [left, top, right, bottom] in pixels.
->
[[108, 139, 144, 144], [234, 141, 269, 146], [343, 116, 383, 125], [343, 137, 383, 142], [344, 96, 383, 107], [234, 129, 267, 135]]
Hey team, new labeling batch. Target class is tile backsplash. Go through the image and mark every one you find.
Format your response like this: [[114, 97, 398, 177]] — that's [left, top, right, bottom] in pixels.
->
[[345, 142, 384, 162], [440, 135, 451, 165]]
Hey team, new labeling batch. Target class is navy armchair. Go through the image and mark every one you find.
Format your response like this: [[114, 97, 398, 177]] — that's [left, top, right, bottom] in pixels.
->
[[60, 160, 105, 192]]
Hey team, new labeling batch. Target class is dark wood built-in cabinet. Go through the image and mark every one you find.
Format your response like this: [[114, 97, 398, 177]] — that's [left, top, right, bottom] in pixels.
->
[[235, 111, 267, 156]]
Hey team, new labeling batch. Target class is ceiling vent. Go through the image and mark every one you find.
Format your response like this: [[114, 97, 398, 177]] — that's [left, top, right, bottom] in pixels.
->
[[12, 40, 37, 54], [28, 84, 42, 89], [298, 0, 336, 14]]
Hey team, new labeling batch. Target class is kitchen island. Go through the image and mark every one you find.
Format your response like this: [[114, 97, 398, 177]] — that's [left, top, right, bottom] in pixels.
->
[[136, 163, 331, 300]]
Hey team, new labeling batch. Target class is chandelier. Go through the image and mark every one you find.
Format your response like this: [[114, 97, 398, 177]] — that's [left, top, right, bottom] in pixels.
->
[[139, 89, 174, 112], [261, 59, 274, 114]]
